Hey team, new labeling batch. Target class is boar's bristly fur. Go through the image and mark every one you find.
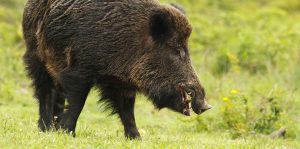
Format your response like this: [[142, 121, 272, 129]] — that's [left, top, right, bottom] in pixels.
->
[[23, 0, 211, 139]]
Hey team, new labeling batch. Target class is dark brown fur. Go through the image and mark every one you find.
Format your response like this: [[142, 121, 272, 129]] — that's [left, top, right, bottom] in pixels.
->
[[23, 0, 211, 139]]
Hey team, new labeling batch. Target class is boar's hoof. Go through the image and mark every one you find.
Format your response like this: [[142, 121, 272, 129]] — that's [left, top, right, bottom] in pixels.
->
[[125, 129, 141, 140]]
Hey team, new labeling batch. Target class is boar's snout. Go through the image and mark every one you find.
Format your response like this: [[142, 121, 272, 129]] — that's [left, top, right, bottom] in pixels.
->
[[179, 83, 212, 115], [191, 96, 212, 114]]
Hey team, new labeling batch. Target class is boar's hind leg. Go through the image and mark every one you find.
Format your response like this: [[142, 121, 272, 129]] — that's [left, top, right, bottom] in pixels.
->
[[57, 69, 93, 136], [100, 85, 141, 139], [23, 55, 55, 131]]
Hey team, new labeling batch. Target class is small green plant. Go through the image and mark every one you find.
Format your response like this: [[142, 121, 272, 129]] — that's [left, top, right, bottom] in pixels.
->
[[222, 90, 250, 138], [253, 97, 281, 134], [221, 90, 282, 138]]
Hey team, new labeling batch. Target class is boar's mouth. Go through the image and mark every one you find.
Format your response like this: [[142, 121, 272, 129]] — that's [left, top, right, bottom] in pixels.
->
[[178, 84, 212, 116]]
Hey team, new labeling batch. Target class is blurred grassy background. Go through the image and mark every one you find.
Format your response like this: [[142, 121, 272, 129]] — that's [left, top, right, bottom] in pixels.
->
[[0, 0, 299, 148]]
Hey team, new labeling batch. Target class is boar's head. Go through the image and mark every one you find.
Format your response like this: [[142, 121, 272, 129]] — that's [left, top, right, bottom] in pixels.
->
[[130, 5, 211, 116]]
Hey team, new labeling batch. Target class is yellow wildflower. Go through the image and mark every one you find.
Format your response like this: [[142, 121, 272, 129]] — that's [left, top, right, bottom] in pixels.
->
[[230, 89, 239, 95], [222, 97, 229, 102]]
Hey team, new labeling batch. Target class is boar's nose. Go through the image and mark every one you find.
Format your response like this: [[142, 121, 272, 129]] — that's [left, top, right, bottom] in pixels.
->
[[192, 97, 212, 114]]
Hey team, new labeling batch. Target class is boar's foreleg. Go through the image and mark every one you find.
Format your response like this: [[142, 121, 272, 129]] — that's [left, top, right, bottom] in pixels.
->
[[100, 84, 141, 139], [56, 68, 93, 136], [52, 88, 66, 125]]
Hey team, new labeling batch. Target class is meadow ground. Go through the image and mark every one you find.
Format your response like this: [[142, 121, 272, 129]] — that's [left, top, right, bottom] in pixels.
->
[[0, 0, 300, 148]]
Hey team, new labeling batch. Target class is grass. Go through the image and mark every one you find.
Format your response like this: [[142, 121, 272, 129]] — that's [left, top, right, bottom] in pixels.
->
[[0, 0, 300, 148], [1, 93, 299, 148]]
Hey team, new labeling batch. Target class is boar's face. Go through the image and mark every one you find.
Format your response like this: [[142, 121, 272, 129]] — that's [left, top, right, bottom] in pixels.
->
[[130, 6, 211, 116]]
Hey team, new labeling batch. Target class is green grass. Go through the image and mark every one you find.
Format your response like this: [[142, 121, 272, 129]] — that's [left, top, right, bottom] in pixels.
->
[[1, 0, 300, 148], [1, 93, 299, 148]]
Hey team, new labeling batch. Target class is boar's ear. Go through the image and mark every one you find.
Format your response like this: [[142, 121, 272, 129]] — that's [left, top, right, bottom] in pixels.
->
[[170, 3, 186, 14], [149, 11, 173, 44]]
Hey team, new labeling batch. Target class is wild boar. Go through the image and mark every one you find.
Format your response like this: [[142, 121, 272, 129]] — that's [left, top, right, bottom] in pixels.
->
[[22, 0, 211, 139]]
